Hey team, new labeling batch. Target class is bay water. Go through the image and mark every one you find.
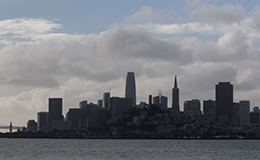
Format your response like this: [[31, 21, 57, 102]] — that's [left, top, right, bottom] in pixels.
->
[[0, 139, 259, 160]]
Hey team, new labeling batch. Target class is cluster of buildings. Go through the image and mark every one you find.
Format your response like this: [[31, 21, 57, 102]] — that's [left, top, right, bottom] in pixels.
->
[[26, 72, 136, 132], [21, 72, 260, 137]]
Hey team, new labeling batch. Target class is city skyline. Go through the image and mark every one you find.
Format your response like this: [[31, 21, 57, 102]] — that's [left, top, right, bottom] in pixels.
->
[[1, 0, 260, 127], [0, 71, 258, 136]]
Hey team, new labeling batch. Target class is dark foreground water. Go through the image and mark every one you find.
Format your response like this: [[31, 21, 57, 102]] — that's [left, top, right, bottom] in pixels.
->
[[0, 139, 259, 160]]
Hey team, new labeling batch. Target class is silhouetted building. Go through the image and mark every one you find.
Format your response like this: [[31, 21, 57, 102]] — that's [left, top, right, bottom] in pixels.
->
[[149, 95, 152, 106], [78, 103, 99, 130], [172, 76, 180, 116], [233, 102, 239, 123], [79, 100, 87, 109], [103, 92, 110, 109], [37, 112, 48, 132], [97, 100, 103, 109], [125, 72, 136, 106], [66, 109, 84, 130], [27, 120, 37, 132], [48, 98, 63, 131], [253, 106, 259, 113], [250, 112, 260, 126], [184, 99, 201, 116], [216, 82, 234, 121], [137, 102, 147, 109], [203, 100, 216, 119], [51, 120, 71, 131], [239, 100, 250, 125], [109, 97, 133, 118], [153, 90, 167, 109], [10, 121, 12, 134], [97, 108, 110, 125]]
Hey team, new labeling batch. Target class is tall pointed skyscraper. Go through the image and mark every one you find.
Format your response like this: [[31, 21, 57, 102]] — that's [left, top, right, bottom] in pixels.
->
[[125, 72, 136, 106], [172, 75, 180, 116]]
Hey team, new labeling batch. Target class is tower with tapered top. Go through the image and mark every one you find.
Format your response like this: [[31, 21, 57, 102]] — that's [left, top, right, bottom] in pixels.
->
[[172, 75, 180, 116], [125, 72, 136, 106]]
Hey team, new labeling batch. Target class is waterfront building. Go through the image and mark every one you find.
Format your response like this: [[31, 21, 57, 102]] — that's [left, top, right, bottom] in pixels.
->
[[125, 72, 136, 106], [51, 120, 71, 131], [172, 76, 180, 116], [27, 120, 37, 132], [37, 112, 48, 132], [216, 82, 234, 121], [103, 92, 110, 109], [66, 109, 84, 130], [48, 98, 63, 131], [239, 100, 250, 125]]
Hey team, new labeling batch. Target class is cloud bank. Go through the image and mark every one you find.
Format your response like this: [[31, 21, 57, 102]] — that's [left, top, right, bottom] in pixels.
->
[[1, 3, 260, 126]]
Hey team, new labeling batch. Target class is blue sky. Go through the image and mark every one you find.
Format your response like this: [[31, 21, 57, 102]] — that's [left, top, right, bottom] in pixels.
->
[[1, 0, 260, 126], [0, 0, 258, 34]]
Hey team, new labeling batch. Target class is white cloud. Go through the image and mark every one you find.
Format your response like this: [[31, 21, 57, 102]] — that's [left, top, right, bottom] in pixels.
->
[[196, 30, 254, 62], [191, 4, 245, 24], [0, 18, 62, 43], [0, 23, 196, 88]]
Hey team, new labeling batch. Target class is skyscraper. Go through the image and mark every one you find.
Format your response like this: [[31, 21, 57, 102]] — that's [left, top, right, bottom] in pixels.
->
[[203, 100, 216, 119], [153, 90, 168, 109], [239, 100, 250, 125], [172, 76, 180, 116], [37, 112, 48, 132], [125, 72, 136, 106], [48, 98, 63, 131], [103, 92, 110, 109], [109, 97, 133, 118], [184, 99, 201, 116], [216, 82, 234, 121]]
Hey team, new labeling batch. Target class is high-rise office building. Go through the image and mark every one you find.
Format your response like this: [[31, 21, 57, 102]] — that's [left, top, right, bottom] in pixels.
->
[[203, 100, 216, 119], [109, 97, 133, 118], [172, 76, 180, 116], [79, 100, 87, 109], [149, 95, 152, 106], [125, 72, 136, 106], [153, 90, 167, 109], [48, 98, 63, 131], [184, 99, 201, 116], [97, 99, 103, 108], [216, 82, 234, 121], [66, 108, 84, 129], [103, 92, 110, 109], [250, 109, 260, 126], [37, 112, 48, 132], [239, 100, 250, 125]]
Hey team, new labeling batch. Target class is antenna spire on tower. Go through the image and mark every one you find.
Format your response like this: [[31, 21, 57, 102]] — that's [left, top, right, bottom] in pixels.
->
[[174, 75, 178, 88]]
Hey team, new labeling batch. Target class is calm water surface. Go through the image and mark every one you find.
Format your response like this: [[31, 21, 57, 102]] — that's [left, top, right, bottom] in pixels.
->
[[0, 139, 259, 160]]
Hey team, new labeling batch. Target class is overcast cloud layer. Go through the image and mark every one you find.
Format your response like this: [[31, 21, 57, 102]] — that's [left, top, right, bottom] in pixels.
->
[[1, 1, 260, 127]]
